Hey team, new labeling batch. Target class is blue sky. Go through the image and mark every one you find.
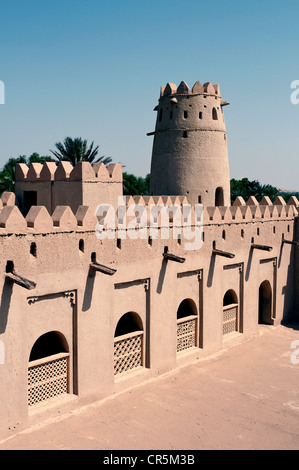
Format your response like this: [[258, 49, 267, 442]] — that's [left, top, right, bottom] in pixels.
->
[[0, 0, 299, 190]]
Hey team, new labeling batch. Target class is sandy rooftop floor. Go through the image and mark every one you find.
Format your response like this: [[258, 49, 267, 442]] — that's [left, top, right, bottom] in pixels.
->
[[0, 323, 298, 451]]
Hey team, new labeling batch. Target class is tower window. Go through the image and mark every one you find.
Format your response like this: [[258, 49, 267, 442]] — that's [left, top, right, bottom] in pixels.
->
[[184, 111, 188, 119], [159, 108, 163, 122], [170, 111, 173, 120], [212, 108, 218, 120], [79, 239, 84, 252], [199, 112, 202, 119], [183, 131, 188, 138], [30, 242, 37, 257], [215, 187, 224, 206]]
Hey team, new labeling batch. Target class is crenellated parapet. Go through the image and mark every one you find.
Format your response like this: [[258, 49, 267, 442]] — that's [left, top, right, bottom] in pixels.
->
[[15, 161, 123, 183], [160, 80, 224, 99], [0, 194, 297, 235]]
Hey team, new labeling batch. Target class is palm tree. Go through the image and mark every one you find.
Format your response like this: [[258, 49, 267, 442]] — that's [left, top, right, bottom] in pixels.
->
[[50, 137, 112, 166]]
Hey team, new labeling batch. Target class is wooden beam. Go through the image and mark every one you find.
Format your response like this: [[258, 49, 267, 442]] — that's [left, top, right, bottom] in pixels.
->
[[163, 252, 186, 263], [212, 248, 235, 259], [5, 272, 36, 290], [282, 239, 299, 246], [89, 262, 117, 276], [252, 244, 273, 251]]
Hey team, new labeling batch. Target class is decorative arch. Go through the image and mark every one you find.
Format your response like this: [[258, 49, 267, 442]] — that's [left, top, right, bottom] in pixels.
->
[[223, 289, 238, 335], [176, 298, 198, 353], [114, 312, 144, 376], [28, 331, 70, 407], [29, 330, 69, 361]]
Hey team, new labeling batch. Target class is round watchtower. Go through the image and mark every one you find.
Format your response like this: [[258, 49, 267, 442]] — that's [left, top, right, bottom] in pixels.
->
[[149, 80, 230, 207]]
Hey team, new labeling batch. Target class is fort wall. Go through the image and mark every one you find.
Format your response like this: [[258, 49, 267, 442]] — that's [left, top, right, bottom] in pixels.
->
[[0, 190, 298, 438]]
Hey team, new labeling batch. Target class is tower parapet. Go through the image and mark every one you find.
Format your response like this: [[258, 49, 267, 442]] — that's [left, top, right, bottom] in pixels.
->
[[15, 161, 123, 215], [149, 80, 230, 207]]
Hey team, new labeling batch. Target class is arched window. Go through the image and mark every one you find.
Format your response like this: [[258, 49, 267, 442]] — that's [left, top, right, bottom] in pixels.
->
[[259, 280, 272, 325], [28, 331, 70, 407], [177, 299, 198, 353], [212, 107, 218, 120], [223, 290, 238, 335], [215, 187, 224, 206], [114, 312, 144, 375]]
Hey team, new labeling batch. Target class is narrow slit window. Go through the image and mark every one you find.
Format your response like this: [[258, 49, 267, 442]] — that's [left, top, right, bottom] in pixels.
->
[[30, 242, 37, 257], [184, 110, 188, 119], [212, 108, 218, 120], [199, 111, 202, 119], [183, 131, 188, 138]]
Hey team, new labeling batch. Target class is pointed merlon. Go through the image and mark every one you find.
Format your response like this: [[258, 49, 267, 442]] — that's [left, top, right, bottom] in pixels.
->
[[203, 82, 216, 94], [26, 206, 53, 231], [233, 196, 246, 207], [54, 161, 73, 180], [27, 163, 43, 180], [192, 81, 204, 94], [52, 206, 77, 230], [1, 192, 15, 207], [0, 206, 27, 231], [15, 163, 29, 181], [259, 196, 272, 205], [163, 83, 177, 96], [177, 81, 190, 94], [75, 206, 98, 229], [39, 162, 57, 181], [70, 161, 96, 181]]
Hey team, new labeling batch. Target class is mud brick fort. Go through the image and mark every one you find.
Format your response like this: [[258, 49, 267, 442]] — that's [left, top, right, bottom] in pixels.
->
[[0, 80, 298, 438]]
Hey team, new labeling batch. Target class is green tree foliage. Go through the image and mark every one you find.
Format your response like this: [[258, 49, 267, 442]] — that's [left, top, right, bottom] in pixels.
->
[[123, 172, 150, 196], [50, 137, 112, 166], [230, 178, 280, 204], [0, 153, 54, 194]]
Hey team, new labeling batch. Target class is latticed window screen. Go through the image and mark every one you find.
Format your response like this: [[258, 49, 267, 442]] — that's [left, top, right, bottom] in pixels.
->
[[223, 304, 238, 335], [114, 332, 143, 375], [28, 353, 69, 407], [177, 315, 197, 353]]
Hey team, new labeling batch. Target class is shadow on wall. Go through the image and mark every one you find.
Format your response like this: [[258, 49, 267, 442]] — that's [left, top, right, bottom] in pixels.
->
[[0, 279, 13, 333], [282, 242, 296, 323], [157, 258, 167, 294], [82, 272, 95, 312], [207, 253, 216, 288]]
